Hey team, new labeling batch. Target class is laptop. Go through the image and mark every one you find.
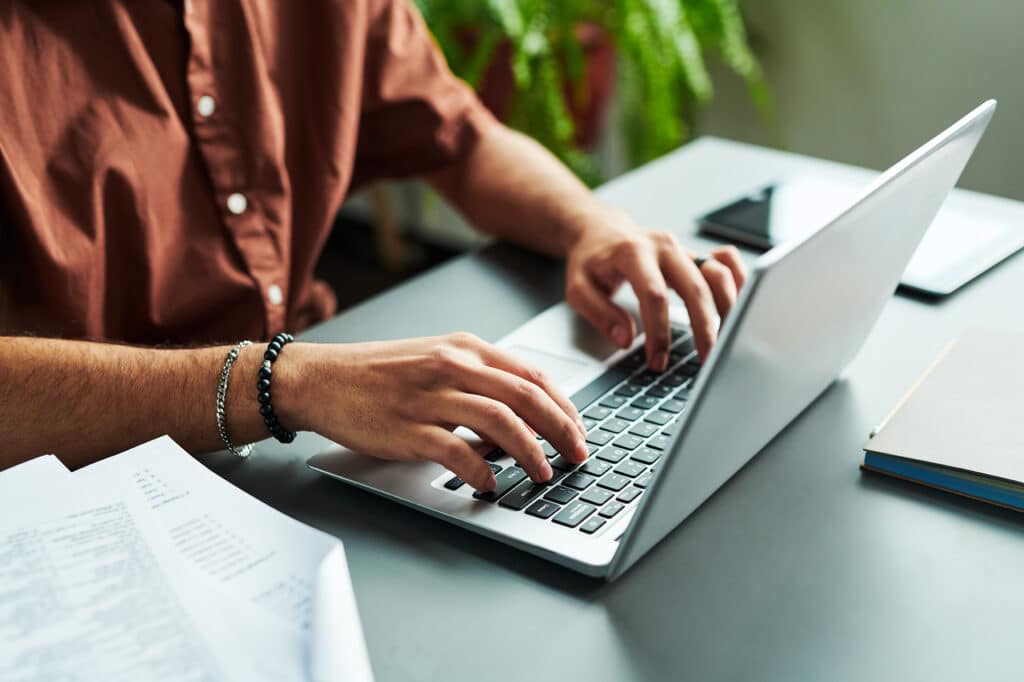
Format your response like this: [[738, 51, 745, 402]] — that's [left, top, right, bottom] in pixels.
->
[[309, 101, 996, 579]]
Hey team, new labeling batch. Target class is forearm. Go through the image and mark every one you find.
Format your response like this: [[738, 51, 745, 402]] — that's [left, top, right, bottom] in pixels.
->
[[427, 124, 620, 257], [0, 337, 304, 470]]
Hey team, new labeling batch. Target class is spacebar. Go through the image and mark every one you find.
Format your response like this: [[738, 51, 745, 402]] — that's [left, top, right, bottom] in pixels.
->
[[570, 365, 633, 410]]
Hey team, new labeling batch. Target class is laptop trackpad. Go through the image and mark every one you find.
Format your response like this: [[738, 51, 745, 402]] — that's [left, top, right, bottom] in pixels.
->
[[507, 345, 596, 388]]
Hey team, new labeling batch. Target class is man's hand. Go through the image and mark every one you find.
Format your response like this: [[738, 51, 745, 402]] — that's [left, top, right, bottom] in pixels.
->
[[565, 207, 746, 370], [279, 333, 589, 492]]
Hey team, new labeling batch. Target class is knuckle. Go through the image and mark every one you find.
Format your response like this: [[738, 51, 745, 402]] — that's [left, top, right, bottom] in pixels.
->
[[429, 345, 463, 376], [614, 238, 642, 259], [644, 285, 669, 308], [481, 400, 512, 427], [448, 331, 481, 348], [513, 379, 544, 406], [654, 231, 679, 250], [524, 366, 549, 387]]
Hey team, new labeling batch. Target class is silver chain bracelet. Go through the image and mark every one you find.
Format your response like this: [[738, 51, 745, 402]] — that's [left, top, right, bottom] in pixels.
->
[[216, 340, 255, 458]]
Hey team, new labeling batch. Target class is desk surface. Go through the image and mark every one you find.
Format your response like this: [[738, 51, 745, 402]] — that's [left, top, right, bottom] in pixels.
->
[[205, 138, 1024, 682]]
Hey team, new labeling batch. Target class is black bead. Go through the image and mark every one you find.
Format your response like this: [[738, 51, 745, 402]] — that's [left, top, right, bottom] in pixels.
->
[[269, 341, 282, 353], [257, 392, 271, 404], [263, 415, 278, 427], [259, 404, 274, 417], [269, 425, 284, 438], [280, 431, 296, 444], [258, 366, 272, 380], [283, 333, 294, 342], [274, 332, 289, 343], [264, 349, 278, 362], [256, 378, 271, 392]]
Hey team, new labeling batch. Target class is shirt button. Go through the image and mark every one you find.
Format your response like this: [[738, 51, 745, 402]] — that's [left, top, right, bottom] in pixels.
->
[[267, 284, 284, 306], [227, 193, 248, 215], [197, 95, 216, 117]]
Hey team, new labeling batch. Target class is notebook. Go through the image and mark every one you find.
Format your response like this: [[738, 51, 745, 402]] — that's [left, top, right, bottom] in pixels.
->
[[861, 329, 1024, 510]]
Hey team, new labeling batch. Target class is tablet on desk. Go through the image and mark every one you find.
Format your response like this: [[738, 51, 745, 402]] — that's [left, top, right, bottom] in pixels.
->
[[698, 178, 1024, 295]]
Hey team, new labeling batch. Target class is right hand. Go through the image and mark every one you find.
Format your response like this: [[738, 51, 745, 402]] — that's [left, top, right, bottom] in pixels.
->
[[276, 333, 590, 491]]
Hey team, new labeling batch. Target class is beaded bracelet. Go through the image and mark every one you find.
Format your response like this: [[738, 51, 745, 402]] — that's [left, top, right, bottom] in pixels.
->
[[256, 332, 297, 444]]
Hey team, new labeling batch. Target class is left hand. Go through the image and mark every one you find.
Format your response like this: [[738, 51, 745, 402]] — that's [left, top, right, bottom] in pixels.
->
[[564, 207, 747, 370]]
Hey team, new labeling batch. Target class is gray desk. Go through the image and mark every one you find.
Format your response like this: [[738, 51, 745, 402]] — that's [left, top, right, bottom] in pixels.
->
[[205, 138, 1024, 682]]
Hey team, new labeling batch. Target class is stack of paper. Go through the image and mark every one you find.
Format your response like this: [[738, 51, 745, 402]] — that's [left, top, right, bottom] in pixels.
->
[[0, 436, 374, 682]]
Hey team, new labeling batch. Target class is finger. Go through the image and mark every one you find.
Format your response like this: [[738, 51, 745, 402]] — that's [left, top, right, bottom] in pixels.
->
[[710, 245, 747, 291], [616, 243, 672, 370], [699, 258, 738, 318], [417, 426, 496, 491], [441, 394, 555, 482], [659, 249, 719, 361], [565, 272, 637, 351], [457, 365, 589, 466], [470, 340, 590, 438]]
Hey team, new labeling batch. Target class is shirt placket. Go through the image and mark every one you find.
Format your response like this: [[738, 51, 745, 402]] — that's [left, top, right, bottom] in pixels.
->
[[181, 0, 287, 338]]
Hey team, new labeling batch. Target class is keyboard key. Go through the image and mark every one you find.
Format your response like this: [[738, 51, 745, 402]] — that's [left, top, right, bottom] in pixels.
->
[[525, 500, 561, 519], [659, 399, 686, 414], [647, 434, 671, 451], [615, 460, 647, 478], [585, 430, 614, 446], [563, 472, 596, 490], [598, 394, 628, 409], [644, 410, 673, 425], [596, 446, 629, 463], [579, 517, 606, 534], [628, 423, 658, 438], [499, 480, 549, 510], [553, 501, 597, 528], [488, 462, 503, 473], [615, 383, 643, 397], [549, 454, 576, 471], [631, 396, 660, 410], [584, 406, 612, 421], [615, 407, 645, 422], [634, 370, 659, 385], [659, 373, 688, 387], [661, 422, 679, 436], [635, 471, 655, 488], [620, 348, 647, 371], [473, 467, 527, 501], [673, 386, 693, 400], [632, 447, 662, 465], [444, 476, 464, 490], [598, 473, 631, 492], [645, 385, 673, 398], [485, 448, 505, 462], [579, 459, 612, 477], [582, 417, 600, 432], [599, 501, 625, 518], [670, 326, 689, 341], [544, 486, 578, 504], [618, 487, 643, 503], [580, 487, 614, 506], [570, 364, 633, 410], [541, 442, 558, 458], [599, 418, 630, 434], [675, 336, 696, 355], [613, 435, 644, 450]]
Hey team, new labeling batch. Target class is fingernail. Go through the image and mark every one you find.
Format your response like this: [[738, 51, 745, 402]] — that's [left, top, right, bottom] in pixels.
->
[[575, 440, 589, 462], [576, 418, 587, 438], [654, 352, 668, 371], [485, 474, 497, 491], [611, 324, 628, 348], [540, 460, 554, 481]]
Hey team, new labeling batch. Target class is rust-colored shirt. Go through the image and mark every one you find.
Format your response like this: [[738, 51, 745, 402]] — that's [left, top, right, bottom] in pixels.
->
[[0, 0, 494, 343]]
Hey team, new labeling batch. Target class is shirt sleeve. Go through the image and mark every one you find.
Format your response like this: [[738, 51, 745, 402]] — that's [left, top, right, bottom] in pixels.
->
[[350, 0, 496, 188]]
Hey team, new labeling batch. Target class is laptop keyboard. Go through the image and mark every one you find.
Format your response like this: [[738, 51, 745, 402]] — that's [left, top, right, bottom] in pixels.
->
[[442, 326, 701, 536]]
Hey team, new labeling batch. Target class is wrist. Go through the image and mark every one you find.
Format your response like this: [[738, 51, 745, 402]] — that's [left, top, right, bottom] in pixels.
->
[[558, 199, 632, 255]]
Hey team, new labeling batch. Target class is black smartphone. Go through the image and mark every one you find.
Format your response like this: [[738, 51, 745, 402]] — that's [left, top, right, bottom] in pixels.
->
[[697, 183, 780, 251]]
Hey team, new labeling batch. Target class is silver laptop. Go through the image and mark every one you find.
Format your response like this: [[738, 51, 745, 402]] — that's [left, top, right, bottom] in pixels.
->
[[309, 101, 995, 579]]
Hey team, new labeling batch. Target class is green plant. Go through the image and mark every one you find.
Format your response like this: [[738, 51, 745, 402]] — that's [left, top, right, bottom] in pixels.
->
[[414, 0, 769, 184]]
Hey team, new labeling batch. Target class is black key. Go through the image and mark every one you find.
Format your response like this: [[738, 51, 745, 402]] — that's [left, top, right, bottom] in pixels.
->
[[585, 430, 614, 446], [544, 485, 578, 504], [484, 448, 505, 462], [648, 434, 671, 451], [599, 501, 625, 518], [615, 383, 643, 397], [634, 370, 660, 386], [615, 460, 647, 478], [644, 410, 673, 426], [488, 462, 503, 473], [673, 385, 693, 400], [599, 418, 630, 434], [613, 434, 644, 450], [473, 467, 527, 501], [659, 399, 686, 414], [444, 476, 464, 490], [632, 447, 662, 465], [645, 385, 673, 398], [579, 459, 612, 477], [580, 487, 614, 506], [499, 480, 550, 510], [659, 373, 688, 387], [635, 471, 655, 488], [549, 454, 576, 471], [596, 446, 629, 463], [541, 442, 559, 458], [631, 396, 661, 410], [674, 336, 696, 355], [598, 394, 628, 409], [618, 486, 643, 502], [667, 350, 689, 366], [553, 501, 597, 528], [670, 326, 689, 341], [621, 348, 647, 369], [584, 406, 613, 421], [570, 364, 633, 410], [579, 517, 607, 534], [628, 423, 658, 438], [525, 500, 561, 519], [563, 472, 596, 490], [615, 406, 645, 422], [598, 473, 631, 491]]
